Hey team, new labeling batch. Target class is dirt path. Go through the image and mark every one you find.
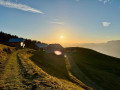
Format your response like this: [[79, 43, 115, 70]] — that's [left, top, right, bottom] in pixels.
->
[[0, 50, 54, 90], [65, 53, 104, 90], [0, 49, 87, 90], [0, 50, 25, 89]]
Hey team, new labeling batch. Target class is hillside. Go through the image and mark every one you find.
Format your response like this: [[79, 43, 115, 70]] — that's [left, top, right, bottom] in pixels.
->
[[65, 47, 120, 90], [0, 44, 86, 90], [0, 44, 15, 66], [1, 43, 120, 90]]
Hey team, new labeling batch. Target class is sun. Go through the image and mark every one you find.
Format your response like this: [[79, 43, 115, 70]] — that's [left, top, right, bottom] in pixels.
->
[[60, 35, 64, 39]]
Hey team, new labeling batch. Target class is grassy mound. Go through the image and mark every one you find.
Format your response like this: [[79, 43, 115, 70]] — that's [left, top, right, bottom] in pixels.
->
[[66, 47, 120, 90]]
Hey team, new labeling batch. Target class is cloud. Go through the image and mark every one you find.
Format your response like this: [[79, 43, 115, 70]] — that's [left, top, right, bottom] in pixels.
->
[[102, 22, 111, 27], [50, 21, 64, 25], [98, 0, 110, 4], [0, 0, 43, 13]]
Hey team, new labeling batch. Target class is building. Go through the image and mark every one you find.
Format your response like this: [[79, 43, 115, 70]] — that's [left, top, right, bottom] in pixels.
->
[[35, 43, 48, 51], [35, 43, 64, 55], [46, 44, 64, 55], [8, 38, 25, 48]]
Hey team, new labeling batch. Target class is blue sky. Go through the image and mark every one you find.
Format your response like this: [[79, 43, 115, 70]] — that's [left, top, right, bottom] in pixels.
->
[[0, 0, 120, 45]]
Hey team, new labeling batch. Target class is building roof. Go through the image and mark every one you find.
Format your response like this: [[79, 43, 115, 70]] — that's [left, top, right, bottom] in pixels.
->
[[47, 44, 64, 51], [8, 38, 24, 42], [35, 43, 48, 48]]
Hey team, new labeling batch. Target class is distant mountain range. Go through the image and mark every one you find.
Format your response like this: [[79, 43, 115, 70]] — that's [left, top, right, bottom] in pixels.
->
[[78, 40, 120, 58]]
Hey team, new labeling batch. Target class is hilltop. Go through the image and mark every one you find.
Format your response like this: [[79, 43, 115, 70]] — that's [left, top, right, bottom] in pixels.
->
[[65, 47, 120, 90], [69, 40, 120, 58]]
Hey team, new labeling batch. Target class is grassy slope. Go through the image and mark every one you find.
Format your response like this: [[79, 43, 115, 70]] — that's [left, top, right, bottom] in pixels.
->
[[65, 54, 93, 90], [0, 50, 25, 89], [66, 47, 120, 90], [19, 49, 84, 90], [30, 50, 69, 80], [0, 44, 15, 64], [0, 44, 85, 89]]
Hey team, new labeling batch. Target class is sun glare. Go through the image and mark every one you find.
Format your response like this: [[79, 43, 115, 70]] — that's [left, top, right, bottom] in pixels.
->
[[60, 35, 64, 39], [54, 50, 62, 55]]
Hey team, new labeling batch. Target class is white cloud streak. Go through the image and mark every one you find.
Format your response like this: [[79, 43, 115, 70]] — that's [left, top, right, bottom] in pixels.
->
[[98, 0, 110, 4], [102, 22, 111, 27], [0, 0, 43, 13]]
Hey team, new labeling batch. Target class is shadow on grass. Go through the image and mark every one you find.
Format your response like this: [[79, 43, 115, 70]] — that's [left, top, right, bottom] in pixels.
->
[[66, 47, 120, 90], [29, 50, 69, 80]]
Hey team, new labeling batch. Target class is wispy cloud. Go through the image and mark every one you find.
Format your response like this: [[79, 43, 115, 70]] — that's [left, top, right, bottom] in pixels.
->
[[50, 21, 64, 25], [98, 0, 110, 4], [102, 22, 111, 27], [0, 0, 43, 13]]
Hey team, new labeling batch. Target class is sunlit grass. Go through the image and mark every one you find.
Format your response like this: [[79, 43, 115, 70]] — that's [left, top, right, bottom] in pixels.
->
[[0, 50, 25, 89], [18, 49, 84, 90]]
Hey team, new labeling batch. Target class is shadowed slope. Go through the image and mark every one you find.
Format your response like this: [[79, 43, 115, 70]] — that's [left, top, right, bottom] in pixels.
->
[[30, 50, 68, 80], [65, 47, 120, 90]]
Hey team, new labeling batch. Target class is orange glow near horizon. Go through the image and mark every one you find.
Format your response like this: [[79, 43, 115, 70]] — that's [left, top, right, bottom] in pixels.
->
[[35, 26, 110, 46]]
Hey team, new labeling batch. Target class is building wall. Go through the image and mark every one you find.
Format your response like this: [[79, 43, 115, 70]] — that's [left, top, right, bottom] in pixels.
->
[[9, 42, 21, 47]]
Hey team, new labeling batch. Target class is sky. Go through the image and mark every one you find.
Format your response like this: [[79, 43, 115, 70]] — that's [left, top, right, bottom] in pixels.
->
[[0, 0, 120, 46]]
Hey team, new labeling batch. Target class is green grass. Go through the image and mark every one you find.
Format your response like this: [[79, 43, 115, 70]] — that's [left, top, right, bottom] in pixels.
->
[[0, 50, 25, 90], [18, 49, 84, 90], [64, 55, 92, 90], [0, 44, 85, 89], [0, 44, 15, 65], [66, 47, 120, 90], [29, 50, 92, 90], [30, 50, 69, 80]]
